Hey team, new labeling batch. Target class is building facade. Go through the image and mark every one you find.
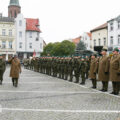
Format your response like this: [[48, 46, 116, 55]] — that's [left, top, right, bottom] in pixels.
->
[[0, 14, 16, 60], [108, 15, 120, 51], [90, 23, 108, 51], [81, 32, 92, 50], [15, 14, 43, 59]]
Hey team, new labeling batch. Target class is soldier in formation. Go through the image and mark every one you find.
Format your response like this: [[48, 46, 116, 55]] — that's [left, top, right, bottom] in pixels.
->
[[24, 47, 120, 95]]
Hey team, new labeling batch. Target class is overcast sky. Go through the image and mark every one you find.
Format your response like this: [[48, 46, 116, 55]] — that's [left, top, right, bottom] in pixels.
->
[[0, 0, 120, 43]]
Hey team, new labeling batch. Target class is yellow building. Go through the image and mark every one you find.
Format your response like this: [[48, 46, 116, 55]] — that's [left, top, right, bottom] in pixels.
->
[[0, 14, 16, 60], [90, 23, 108, 51]]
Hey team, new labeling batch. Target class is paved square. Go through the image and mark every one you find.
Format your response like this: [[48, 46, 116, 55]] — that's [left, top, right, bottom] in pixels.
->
[[0, 67, 120, 120]]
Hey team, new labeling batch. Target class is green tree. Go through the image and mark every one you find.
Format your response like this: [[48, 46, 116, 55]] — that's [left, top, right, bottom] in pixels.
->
[[76, 41, 86, 51], [41, 40, 75, 56]]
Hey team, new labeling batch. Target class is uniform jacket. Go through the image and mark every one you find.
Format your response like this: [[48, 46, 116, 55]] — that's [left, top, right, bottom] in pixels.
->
[[89, 58, 97, 79], [110, 55, 120, 82], [8, 58, 21, 78], [98, 55, 110, 81], [0, 59, 6, 72]]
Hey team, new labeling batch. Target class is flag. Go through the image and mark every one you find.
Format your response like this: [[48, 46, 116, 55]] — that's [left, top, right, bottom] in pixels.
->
[[33, 50, 36, 57]]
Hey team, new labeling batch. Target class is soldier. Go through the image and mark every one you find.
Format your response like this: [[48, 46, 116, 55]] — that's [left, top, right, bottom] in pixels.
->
[[85, 56, 90, 79], [68, 57, 74, 82], [73, 57, 81, 83], [8, 55, 21, 87], [110, 48, 120, 95], [89, 54, 98, 89], [0, 54, 6, 85], [80, 58, 87, 85], [97, 48, 110, 92]]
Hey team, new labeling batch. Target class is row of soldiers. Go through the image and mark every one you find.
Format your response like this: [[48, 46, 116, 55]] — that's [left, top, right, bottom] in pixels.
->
[[24, 47, 120, 95], [24, 56, 90, 85]]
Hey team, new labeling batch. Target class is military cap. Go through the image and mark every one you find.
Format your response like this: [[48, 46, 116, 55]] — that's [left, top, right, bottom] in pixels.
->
[[102, 47, 107, 52], [113, 47, 119, 52]]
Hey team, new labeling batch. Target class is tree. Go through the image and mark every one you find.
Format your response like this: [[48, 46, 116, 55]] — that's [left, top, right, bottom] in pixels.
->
[[41, 40, 75, 56], [76, 41, 86, 51], [75, 41, 87, 56]]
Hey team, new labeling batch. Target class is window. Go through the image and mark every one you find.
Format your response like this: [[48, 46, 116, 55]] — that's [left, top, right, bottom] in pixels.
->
[[40, 43, 42, 49], [19, 31, 22, 38], [19, 20, 22, 26], [2, 29, 6, 36], [29, 43, 32, 49], [29, 32, 32, 38], [9, 41, 12, 49], [19, 42, 22, 48], [36, 32, 39, 41], [110, 23, 113, 31], [98, 39, 101, 46], [9, 30, 12, 36], [94, 39, 96, 46], [118, 35, 120, 44], [104, 38, 106, 46], [2, 41, 6, 49], [118, 21, 120, 29], [110, 36, 113, 45]]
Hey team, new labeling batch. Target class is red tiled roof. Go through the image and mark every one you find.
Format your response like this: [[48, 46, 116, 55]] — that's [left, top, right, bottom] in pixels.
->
[[91, 23, 107, 32], [72, 36, 81, 45], [87, 32, 92, 40], [26, 18, 41, 32]]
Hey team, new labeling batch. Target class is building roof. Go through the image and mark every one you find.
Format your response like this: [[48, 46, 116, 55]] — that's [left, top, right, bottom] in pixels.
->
[[9, 0, 20, 6], [72, 36, 81, 45], [26, 18, 41, 32], [90, 23, 107, 32], [0, 16, 14, 22], [87, 32, 92, 40]]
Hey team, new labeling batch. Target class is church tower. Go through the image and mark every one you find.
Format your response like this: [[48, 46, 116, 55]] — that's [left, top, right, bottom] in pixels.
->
[[8, 0, 21, 18]]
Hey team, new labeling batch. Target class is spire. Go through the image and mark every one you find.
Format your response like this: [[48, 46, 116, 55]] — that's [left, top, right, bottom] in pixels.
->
[[9, 0, 20, 6]]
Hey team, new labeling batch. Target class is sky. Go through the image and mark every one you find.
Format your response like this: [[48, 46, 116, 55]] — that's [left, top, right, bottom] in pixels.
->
[[0, 0, 120, 44]]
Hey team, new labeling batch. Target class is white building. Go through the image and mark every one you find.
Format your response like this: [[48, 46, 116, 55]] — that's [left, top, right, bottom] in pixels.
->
[[81, 32, 92, 50], [15, 14, 43, 59], [108, 15, 120, 51], [90, 23, 108, 52], [0, 14, 16, 60]]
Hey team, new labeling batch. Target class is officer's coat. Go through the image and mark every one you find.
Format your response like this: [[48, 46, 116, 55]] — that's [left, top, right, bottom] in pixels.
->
[[110, 55, 120, 82]]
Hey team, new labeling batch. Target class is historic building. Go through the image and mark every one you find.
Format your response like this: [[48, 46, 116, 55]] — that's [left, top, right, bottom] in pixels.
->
[[15, 14, 43, 59], [0, 14, 16, 60], [107, 15, 120, 51], [81, 32, 92, 50], [8, 0, 21, 18], [90, 23, 108, 51]]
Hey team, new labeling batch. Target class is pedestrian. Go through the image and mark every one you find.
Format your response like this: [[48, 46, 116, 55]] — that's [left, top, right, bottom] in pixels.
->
[[97, 48, 110, 92], [110, 48, 120, 95], [0, 54, 6, 85], [8, 55, 21, 87]]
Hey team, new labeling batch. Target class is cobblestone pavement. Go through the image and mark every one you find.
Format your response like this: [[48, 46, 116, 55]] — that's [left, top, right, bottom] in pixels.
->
[[0, 67, 120, 120]]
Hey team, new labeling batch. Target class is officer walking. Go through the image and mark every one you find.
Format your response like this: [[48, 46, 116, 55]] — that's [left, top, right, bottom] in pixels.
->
[[0, 54, 6, 85], [8, 55, 21, 87]]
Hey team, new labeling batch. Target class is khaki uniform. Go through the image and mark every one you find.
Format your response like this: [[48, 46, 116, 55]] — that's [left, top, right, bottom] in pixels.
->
[[110, 55, 120, 94], [98, 55, 110, 91], [89, 58, 98, 88], [9, 58, 21, 87]]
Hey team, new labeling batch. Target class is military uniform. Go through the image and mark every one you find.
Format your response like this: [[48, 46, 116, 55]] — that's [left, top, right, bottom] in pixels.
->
[[89, 57, 98, 88], [110, 48, 120, 95], [0, 56, 6, 84], [97, 54, 110, 92]]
